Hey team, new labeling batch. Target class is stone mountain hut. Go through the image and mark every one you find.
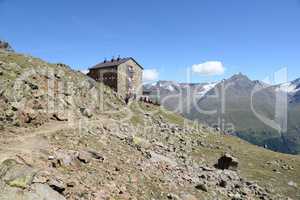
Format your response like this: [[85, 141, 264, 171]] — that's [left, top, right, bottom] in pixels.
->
[[87, 57, 143, 98]]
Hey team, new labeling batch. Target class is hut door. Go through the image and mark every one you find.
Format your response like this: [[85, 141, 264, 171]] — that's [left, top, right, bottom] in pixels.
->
[[103, 72, 117, 91]]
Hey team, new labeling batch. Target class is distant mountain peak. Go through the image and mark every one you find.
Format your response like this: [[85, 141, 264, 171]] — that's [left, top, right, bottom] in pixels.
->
[[229, 73, 250, 81], [0, 40, 14, 52]]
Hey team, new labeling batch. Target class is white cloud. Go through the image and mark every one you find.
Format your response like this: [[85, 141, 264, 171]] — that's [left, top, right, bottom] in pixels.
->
[[143, 69, 159, 82], [81, 70, 89, 74], [192, 61, 225, 76]]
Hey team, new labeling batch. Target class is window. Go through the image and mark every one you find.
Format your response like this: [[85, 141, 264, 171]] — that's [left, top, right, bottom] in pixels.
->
[[128, 66, 134, 78]]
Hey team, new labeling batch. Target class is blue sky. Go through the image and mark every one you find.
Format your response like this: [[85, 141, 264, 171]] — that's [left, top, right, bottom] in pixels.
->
[[1, 0, 300, 83]]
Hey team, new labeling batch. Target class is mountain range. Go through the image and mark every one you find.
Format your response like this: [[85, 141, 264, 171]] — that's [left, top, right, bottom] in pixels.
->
[[144, 74, 300, 154]]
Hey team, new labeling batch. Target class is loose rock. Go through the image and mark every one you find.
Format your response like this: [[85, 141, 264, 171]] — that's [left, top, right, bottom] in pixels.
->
[[195, 182, 208, 192]]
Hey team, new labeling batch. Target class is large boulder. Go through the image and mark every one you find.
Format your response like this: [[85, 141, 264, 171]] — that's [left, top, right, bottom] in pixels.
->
[[77, 150, 104, 164], [80, 107, 93, 118], [52, 149, 79, 167], [52, 112, 68, 122], [215, 153, 239, 171], [77, 151, 92, 164], [0, 159, 36, 189], [27, 183, 66, 200], [0, 183, 66, 200], [0, 159, 66, 200]]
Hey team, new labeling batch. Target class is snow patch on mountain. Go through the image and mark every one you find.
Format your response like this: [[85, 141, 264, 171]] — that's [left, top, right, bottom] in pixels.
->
[[277, 79, 300, 94], [144, 81, 218, 95], [195, 82, 218, 98]]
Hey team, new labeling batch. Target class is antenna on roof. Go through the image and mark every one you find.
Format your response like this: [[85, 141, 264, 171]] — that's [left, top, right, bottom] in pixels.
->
[[111, 56, 115, 62], [117, 55, 121, 61], [104, 58, 107, 63]]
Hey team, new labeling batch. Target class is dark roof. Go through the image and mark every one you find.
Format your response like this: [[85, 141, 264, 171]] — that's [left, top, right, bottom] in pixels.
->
[[89, 57, 143, 70]]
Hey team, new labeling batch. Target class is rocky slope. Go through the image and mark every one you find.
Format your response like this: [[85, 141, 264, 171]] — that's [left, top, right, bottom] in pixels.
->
[[0, 48, 123, 128], [0, 48, 300, 199]]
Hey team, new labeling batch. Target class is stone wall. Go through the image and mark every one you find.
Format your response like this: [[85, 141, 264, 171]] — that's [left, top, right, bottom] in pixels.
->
[[118, 59, 143, 98]]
